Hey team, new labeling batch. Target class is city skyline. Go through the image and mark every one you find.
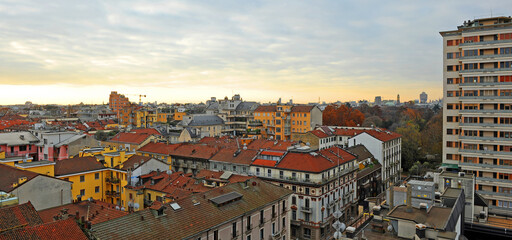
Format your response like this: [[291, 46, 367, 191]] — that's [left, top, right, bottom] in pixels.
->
[[1, 0, 508, 104]]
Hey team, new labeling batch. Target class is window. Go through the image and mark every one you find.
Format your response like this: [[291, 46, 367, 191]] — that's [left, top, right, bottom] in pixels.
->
[[272, 222, 276, 234], [247, 215, 252, 229], [267, 169, 272, 177], [260, 228, 264, 240], [80, 189, 85, 196], [95, 186, 100, 193], [214, 230, 218, 240], [260, 210, 264, 224], [247, 235, 251, 240], [95, 173, 100, 180], [232, 222, 237, 238], [279, 171, 284, 179], [292, 196, 296, 205], [80, 175, 85, 182], [19, 146, 27, 151], [282, 217, 286, 229], [303, 228, 311, 238], [292, 210, 297, 220]]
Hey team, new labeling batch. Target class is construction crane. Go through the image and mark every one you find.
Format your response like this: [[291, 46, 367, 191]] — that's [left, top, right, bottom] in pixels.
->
[[126, 94, 147, 105]]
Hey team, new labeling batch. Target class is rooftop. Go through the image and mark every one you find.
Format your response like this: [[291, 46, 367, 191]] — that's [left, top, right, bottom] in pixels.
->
[[37, 200, 128, 225], [0, 132, 39, 146], [54, 156, 106, 176], [0, 164, 39, 192], [91, 179, 292, 240], [0, 202, 43, 232], [0, 218, 88, 240], [387, 205, 453, 230]]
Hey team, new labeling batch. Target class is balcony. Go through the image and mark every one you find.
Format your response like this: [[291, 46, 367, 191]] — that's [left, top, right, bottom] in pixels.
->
[[459, 135, 512, 142], [460, 53, 512, 61], [460, 68, 512, 74], [459, 39, 512, 47], [460, 148, 512, 156], [476, 190, 512, 199], [105, 190, 120, 198], [460, 81, 512, 87], [459, 162, 512, 174], [301, 206, 312, 213], [459, 95, 512, 100], [106, 178, 121, 184], [476, 177, 512, 187], [459, 109, 512, 114], [459, 122, 512, 128]]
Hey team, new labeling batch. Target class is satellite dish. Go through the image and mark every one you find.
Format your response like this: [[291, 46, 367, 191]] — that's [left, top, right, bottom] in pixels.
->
[[134, 203, 140, 210], [387, 225, 393, 232], [333, 231, 343, 239]]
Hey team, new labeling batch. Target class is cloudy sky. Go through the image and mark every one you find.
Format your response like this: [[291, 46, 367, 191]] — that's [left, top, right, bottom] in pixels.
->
[[0, 0, 510, 104]]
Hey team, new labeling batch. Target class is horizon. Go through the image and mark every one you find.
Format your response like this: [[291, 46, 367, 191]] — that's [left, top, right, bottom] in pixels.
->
[[1, 1, 509, 104]]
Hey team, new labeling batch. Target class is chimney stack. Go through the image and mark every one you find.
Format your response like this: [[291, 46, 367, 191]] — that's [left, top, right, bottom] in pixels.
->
[[389, 181, 394, 209], [406, 184, 412, 213]]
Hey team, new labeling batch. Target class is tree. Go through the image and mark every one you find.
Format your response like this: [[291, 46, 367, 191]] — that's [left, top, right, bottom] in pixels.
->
[[322, 104, 365, 126], [396, 121, 421, 171]]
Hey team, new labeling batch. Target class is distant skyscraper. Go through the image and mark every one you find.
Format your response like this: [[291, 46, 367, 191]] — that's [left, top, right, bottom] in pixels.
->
[[441, 16, 512, 211], [396, 94, 400, 104], [420, 92, 428, 104], [374, 96, 382, 105]]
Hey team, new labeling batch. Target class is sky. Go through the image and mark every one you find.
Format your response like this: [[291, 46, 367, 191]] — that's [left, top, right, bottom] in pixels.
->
[[0, 0, 510, 105]]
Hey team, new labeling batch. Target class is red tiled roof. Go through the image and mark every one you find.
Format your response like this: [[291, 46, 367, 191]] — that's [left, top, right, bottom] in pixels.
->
[[37, 200, 128, 226], [0, 164, 39, 192], [291, 105, 315, 112], [254, 105, 276, 112], [0, 202, 43, 232], [260, 151, 285, 156], [0, 218, 88, 240], [246, 139, 295, 151], [276, 146, 356, 173], [54, 156, 105, 176], [137, 142, 182, 155], [209, 148, 258, 165], [131, 128, 161, 136], [360, 129, 402, 142], [310, 129, 329, 138], [199, 136, 240, 149], [108, 132, 152, 145], [120, 155, 153, 170], [333, 128, 364, 136], [195, 169, 254, 183], [252, 159, 277, 167]]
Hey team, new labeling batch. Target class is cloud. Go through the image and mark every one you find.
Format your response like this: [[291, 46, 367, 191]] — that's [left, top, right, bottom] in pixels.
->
[[0, 0, 510, 104]]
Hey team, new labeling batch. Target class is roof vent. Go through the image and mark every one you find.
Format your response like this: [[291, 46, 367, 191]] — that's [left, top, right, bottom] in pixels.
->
[[19, 135, 25, 140]]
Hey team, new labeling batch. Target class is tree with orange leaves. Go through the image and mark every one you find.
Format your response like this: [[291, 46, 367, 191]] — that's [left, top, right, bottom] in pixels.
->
[[322, 104, 365, 126]]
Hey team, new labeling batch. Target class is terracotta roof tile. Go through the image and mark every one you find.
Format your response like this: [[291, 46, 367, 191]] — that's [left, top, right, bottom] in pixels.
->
[[252, 159, 277, 167], [169, 144, 219, 160], [91, 179, 292, 240], [0, 202, 43, 232], [137, 142, 182, 155], [0, 218, 88, 240], [275, 146, 356, 173], [254, 105, 277, 112], [131, 128, 161, 136], [37, 200, 128, 226], [310, 129, 329, 138], [54, 157, 105, 176], [209, 148, 258, 165]]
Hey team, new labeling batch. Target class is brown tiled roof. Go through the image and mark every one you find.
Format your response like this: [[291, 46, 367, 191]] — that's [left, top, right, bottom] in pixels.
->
[[91, 179, 293, 240], [198, 136, 240, 149], [209, 148, 258, 165], [195, 170, 254, 183], [0, 164, 39, 192], [121, 155, 153, 171], [0, 218, 88, 240], [310, 129, 329, 138], [54, 157, 105, 176], [108, 132, 152, 145], [254, 105, 276, 112], [136, 142, 182, 155], [37, 200, 128, 226], [169, 144, 220, 160], [0, 202, 43, 232], [246, 139, 295, 151], [291, 105, 315, 112], [345, 144, 374, 161]]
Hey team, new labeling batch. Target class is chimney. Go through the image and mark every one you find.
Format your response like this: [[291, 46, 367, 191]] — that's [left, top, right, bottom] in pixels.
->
[[406, 184, 412, 213], [389, 182, 394, 209], [415, 224, 426, 239]]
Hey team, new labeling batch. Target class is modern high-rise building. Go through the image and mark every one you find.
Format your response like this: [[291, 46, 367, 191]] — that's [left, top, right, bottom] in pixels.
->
[[420, 92, 428, 104], [441, 16, 512, 213]]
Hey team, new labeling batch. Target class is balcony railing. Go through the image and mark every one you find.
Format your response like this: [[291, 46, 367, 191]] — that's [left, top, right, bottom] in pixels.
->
[[459, 109, 512, 114], [106, 178, 121, 184], [460, 81, 512, 86], [460, 68, 512, 74], [459, 162, 512, 172], [301, 206, 312, 213], [459, 122, 512, 128], [460, 53, 512, 60], [459, 135, 512, 141], [459, 39, 512, 47], [459, 95, 512, 100], [460, 148, 512, 156], [105, 190, 120, 197]]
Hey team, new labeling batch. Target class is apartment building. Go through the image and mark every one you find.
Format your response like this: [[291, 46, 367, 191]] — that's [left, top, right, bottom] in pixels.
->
[[91, 179, 293, 240], [109, 91, 131, 112], [254, 103, 322, 141], [440, 16, 512, 212], [249, 146, 358, 240]]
